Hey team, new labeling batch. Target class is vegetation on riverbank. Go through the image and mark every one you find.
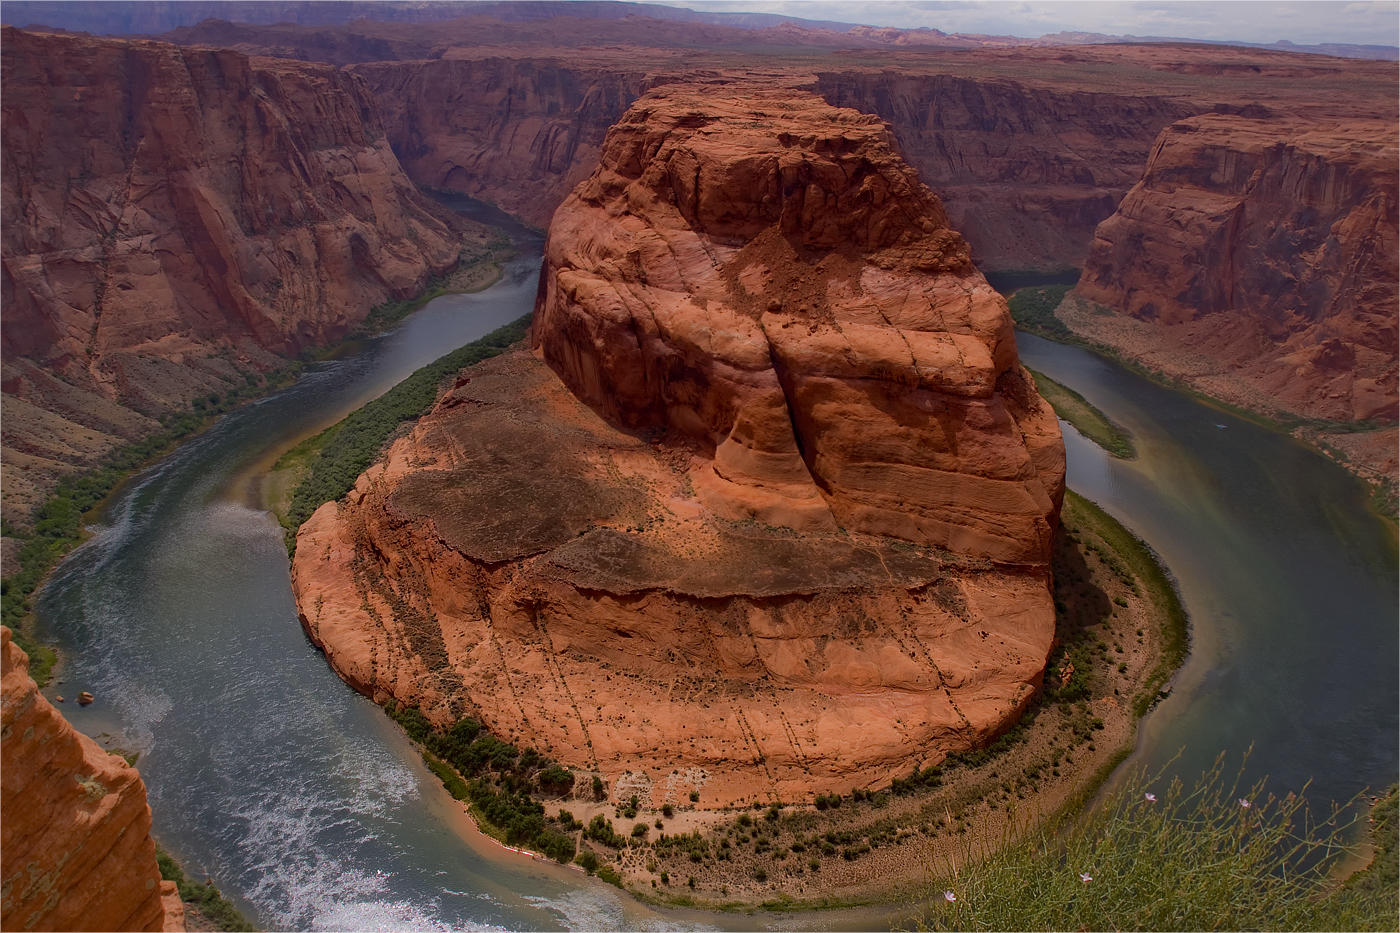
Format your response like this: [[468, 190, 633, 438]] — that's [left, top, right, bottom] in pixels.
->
[[155, 844, 257, 932], [1009, 285, 1397, 519], [278, 314, 532, 552], [1028, 369, 1135, 458], [0, 365, 303, 686], [915, 768, 1397, 932], [351, 239, 512, 337], [382, 701, 579, 864], [0, 244, 513, 682], [363, 488, 1186, 911]]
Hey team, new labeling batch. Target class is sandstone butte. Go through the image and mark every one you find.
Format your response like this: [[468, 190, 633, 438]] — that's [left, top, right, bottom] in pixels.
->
[[292, 83, 1066, 806], [0, 26, 484, 528], [1, 627, 185, 932], [1076, 114, 1399, 424]]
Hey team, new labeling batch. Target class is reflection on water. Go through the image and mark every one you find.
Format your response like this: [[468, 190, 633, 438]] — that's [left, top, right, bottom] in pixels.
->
[[1018, 331, 1398, 809]]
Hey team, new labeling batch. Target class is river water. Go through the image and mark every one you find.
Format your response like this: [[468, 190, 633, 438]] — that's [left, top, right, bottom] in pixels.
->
[[1017, 332, 1398, 811], [30, 247, 1396, 929]]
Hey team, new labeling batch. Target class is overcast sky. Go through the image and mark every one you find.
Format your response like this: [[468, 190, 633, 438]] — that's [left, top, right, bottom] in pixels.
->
[[653, 1, 1400, 47]]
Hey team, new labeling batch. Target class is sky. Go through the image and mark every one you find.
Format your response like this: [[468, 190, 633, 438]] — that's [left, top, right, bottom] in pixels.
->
[[651, 1, 1400, 47]]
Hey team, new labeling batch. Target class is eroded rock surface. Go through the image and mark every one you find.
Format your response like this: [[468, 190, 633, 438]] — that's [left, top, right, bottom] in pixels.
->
[[292, 85, 1063, 804], [1, 627, 183, 932], [1076, 115, 1398, 424], [1, 26, 482, 526], [534, 83, 1064, 563]]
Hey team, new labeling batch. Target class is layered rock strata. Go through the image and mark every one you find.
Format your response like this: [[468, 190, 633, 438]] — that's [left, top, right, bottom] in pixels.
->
[[1075, 115, 1398, 424], [1, 27, 482, 526], [1, 627, 184, 932], [293, 85, 1064, 804]]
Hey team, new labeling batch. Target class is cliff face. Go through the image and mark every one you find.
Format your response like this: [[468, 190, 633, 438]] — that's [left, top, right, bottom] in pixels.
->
[[534, 83, 1064, 562], [1, 627, 184, 932], [813, 71, 1196, 271], [353, 57, 663, 229], [292, 84, 1063, 804], [1, 27, 480, 526], [1075, 115, 1398, 422]]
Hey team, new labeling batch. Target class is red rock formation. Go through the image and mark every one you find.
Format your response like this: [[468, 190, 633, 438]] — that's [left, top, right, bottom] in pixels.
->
[[292, 84, 1063, 805], [535, 83, 1064, 563], [1, 627, 184, 932], [353, 57, 665, 229], [812, 71, 1196, 271], [1, 26, 482, 526], [1075, 114, 1398, 423]]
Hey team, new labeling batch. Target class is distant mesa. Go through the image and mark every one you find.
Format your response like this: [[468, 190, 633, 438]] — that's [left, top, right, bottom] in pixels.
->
[[292, 82, 1066, 804]]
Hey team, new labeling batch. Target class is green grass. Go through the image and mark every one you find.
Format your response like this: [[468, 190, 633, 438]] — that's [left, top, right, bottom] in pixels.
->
[[283, 314, 532, 553], [1007, 284, 1074, 338], [916, 757, 1395, 932], [1029, 368, 1135, 458], [156, 844, 257, 931]]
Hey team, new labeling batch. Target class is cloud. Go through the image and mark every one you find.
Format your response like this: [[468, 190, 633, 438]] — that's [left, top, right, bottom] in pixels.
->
[[655, 0, 1400, 47]]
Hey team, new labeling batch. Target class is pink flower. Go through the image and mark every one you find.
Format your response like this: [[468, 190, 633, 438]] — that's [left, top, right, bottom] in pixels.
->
[[1079, 872, 1093, 883], [944, 891, 956, 902], [1239, 798, 1251, 809], [1144, 793, 1156, 802]]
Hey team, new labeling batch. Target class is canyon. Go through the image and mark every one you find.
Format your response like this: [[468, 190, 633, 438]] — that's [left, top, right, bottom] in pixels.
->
[[1, 626, 184, 932], [0, 26, 487, 527], [1074, 114, 1398, 425], [291, 84, 1065, 803], [3, 21, 1393, 530], [0, 8, 1395, 922]]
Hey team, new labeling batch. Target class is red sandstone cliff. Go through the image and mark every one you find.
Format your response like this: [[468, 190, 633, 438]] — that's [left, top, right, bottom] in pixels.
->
[[1, 26, 483, 526], [352, 57, 664, 229], [292, 83, 1063, 805], [1, 627, 184, 932], [534, 82, 1064, 562], [1074, 115, 1398, 423], [812, 71, 1196, 271]]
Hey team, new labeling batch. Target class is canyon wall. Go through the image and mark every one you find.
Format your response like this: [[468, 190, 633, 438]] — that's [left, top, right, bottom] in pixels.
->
[[1, 627, 184, 932], [350, 55, 1192, 270], [1, 27, 482, 526], [292, 84, 1064, 804], [1074, 115, 1398, 423], [812, 71, 1196, 271], [352, 57, 665, 229]]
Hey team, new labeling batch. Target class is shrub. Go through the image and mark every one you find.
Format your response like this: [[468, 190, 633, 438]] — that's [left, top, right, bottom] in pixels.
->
[[917, 755, 1390, 932], [575, 851, 600, 874], [662, 804, 674, 818], [632, 823, 649, 838]]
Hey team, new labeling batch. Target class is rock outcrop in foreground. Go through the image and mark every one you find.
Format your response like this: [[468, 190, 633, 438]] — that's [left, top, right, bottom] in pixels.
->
[[1, 27, 482, 526], [1075, 115, 1398, 423], [1, 627, 184, 932], [293, 85, 1064, 804]]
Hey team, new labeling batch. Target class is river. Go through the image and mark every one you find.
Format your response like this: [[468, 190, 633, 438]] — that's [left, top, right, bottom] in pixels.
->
[[1016, 331, 1398, 814], [30, 243, 1396, 929]]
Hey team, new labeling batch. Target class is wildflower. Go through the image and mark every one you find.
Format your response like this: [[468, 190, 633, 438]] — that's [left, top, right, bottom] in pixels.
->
[[943, 891, 956, 902], [1079, 872, 1093, 883], [1239, 798, 1251, 809], [1144, 793, 1156, 802]]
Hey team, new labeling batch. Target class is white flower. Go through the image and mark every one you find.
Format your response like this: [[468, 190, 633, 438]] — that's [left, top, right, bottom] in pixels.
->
[[1079, 872, 1093, 883], [943, 890, 956, 902], [1239, 798, 1251, 809], [1144, 793, 1156, 802]]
